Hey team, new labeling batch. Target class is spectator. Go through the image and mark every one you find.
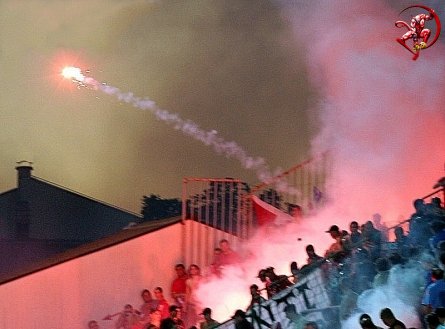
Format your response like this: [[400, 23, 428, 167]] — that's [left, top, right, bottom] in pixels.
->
[[140, 289, 157, 328], [435, 307, 445, 325], [305, 244, 323, 265], [247, 284, 267, 310], [422, 268, 445, 314], [250, 290, 279, 329], [257, 269, 268, 293], [430, 221, 445, 257], [154, 287, 170, 320], [184, 264, 203, 328], [218, 239, 241, 266], [388, 252, 405, 267], [425, 312, 442, 329], [373, 257, 391, 288], [380, 308, 407, 329], [425, 197, 445, 222], [290, 261, 300, 283], [420, 253, 437, 290], [171, 264, 188, 308], [394, 227, 411, 258], [209, 248, 223, 276], [288, 203, 303, 220], [373, 213, 389, 242], [359, 313, 384, 329], [324, 225, 348, 262], [362, 221, 382, 261], [115, 304, 140, 329], [160, 305, 184, 329], [409, 199, 432, 249], [232, 310, 253, 329], [349, 220, 362, 245], [88, 320, 100, 329], [172, 306, 184, 329], [199, 308, 219, 329], [261, 267, 293, 298]]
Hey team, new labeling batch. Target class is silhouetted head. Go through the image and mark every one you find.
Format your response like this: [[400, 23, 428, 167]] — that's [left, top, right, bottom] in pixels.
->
[[201, 307, 212, 320], [394, 227, 404, 239], [290, 261, 299, 275], [359, 314, 377, 329], [380, 308, 396, 326], [425, 312, 440, 328], [326, 225, 341, 238], [306, 244, 315, 256], [350, 221, 359, 233], [413, 198, 425, 212]]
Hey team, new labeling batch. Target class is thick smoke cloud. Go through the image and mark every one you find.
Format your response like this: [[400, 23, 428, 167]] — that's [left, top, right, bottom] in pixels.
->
[[283, 0, 445, 225], [195, 0, 445, 325], [341, 260, 425, 328]]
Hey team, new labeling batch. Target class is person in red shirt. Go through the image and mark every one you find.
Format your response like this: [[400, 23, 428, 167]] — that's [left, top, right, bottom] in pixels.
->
[[154, 287, 170, 320], [170, 264, 188, 308], [218, 239, 241, 266]]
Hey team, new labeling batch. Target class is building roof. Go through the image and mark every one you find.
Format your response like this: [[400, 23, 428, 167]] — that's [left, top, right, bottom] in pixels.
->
[[1, 175, 142, 218]]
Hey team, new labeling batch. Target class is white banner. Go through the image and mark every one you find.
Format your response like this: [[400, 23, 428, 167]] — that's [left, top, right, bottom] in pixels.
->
[[217, 268, 336, 329]]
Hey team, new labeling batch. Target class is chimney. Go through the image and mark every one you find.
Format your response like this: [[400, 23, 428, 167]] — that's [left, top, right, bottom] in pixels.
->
[[16, 160, 33, 187], [14, 161, 33, 239]]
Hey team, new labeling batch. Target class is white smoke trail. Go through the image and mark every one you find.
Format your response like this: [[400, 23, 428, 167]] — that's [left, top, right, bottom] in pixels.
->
[[68, 73, 291, 189]]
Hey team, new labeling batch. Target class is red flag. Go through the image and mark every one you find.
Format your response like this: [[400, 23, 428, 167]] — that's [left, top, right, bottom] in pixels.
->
[[251, 195, 294, 226]]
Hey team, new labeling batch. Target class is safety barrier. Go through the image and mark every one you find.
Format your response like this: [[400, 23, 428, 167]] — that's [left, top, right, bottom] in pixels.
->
[[181, 153, 331, 267]]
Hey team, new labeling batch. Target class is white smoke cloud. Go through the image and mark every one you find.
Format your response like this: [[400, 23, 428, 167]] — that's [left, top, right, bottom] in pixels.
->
[[341, 261, 425, 328]]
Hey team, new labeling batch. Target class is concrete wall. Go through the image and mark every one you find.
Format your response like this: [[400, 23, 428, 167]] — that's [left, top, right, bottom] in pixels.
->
[[0, 222, 184, 329], [182, 218, 243, 269]]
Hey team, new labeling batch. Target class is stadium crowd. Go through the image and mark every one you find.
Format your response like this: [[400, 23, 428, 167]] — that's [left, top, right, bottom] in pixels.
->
[[88, 187, 445, 329]]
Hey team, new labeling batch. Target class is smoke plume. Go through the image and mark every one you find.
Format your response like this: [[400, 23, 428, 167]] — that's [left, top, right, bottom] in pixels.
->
[[195, 0, 445, 325], [284, 0, 445, 226]]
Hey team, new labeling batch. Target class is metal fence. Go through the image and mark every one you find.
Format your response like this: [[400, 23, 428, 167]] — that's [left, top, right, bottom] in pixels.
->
[[181, 153, 331, 267]]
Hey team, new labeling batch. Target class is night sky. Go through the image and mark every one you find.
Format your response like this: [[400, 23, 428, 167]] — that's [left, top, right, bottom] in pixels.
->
[[0, 0, 444, 221], [0, 0, 315, 213]]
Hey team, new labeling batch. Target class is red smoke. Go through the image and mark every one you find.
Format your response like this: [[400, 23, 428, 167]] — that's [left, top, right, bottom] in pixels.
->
[[287, 0, 445, 226], [196, 1, 444, 323]]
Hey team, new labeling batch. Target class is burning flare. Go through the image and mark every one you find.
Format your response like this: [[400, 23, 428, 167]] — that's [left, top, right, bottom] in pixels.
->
[[61, 66, 85, 82], [60, 66, 294, 191]]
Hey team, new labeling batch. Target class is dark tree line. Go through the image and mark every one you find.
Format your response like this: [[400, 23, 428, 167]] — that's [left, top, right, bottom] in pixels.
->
[[140, 185, 303, 225], [141, 194, 181, 221]]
